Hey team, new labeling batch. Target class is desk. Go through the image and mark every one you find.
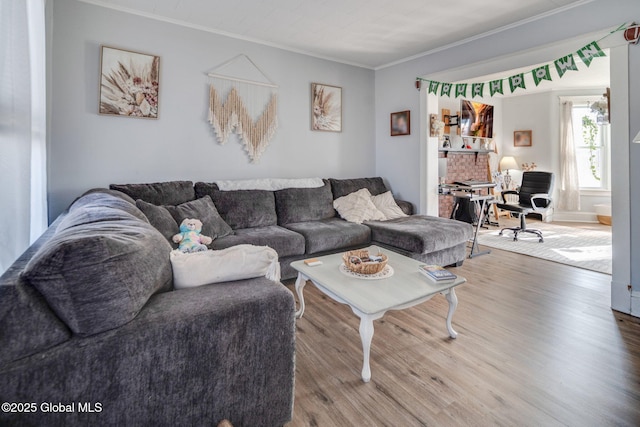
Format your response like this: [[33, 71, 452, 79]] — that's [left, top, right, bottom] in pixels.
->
[[440, 182, 495, 258]]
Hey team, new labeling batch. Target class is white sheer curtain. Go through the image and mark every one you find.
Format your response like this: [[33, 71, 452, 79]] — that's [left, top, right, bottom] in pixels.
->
[[557, 101, 581, 211], [0, 0, 47, 274]]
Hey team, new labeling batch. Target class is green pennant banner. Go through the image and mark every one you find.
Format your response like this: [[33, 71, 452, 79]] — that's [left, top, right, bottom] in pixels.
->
[[577, 41, 606, 67], [554, 54, 578, 78], [429, 80, 440, 95], [441, 83, 453, 97], [532, 65, 552, 86], [472, 83, 484, 98], [509, 73, 526, 93], [489, 80, 503, 96], [416, 23, 630, 98]]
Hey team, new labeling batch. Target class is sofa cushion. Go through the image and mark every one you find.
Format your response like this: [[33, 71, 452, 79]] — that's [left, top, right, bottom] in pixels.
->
[[371, 191, 409, 220], [333, 188, 386, 224], [211, 226, 305, 258], [193, 181, 219, 197], [366, 215, 473, 254], [329, 177, 389, 199], [284, 218, 371, 254], [0, 280, 72, 365], [23, 217, 173, 337], [0, 217, 72, 365], [275, 180, 335, 225], [110, 181, 195, 206], [136, 196, 234, 247], [76, 188, 137, 205], [195, 183, 277, 229], [57, 193, 149, 232]]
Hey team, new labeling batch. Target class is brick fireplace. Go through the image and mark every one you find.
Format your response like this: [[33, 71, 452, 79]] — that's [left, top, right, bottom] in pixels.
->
[[439, 152, 489, 218]]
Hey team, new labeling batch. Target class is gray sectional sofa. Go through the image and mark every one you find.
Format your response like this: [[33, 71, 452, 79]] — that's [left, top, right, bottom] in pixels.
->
[[0, 190, 295, 427], [118, 177, 471, 280], [0, 176, 472, 426]]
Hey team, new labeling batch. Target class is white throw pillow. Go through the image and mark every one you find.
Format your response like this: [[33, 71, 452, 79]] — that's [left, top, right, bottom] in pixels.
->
[[333, 188, 386, 224], [170, 244, 280, 289], [371, 191, 409, 220]]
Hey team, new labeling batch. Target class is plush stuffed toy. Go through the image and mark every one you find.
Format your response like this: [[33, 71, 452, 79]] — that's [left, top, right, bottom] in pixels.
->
[[172, 218, 213, 253]]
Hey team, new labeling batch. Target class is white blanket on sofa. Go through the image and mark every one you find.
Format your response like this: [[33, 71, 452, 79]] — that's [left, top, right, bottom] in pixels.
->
[[215, 177, 324, 191], [170, 245, 280, 289]]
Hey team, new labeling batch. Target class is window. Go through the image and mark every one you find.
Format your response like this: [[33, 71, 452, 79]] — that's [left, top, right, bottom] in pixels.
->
[[570, 103, 610, 190]]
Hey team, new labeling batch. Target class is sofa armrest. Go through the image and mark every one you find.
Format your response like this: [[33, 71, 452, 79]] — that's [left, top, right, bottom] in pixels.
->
[[395, 199, 414, 216], [0, 278, 295, 427]]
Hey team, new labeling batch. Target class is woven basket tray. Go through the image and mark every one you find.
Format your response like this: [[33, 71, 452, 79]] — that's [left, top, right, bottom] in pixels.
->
[[342, 249, 388, 275]]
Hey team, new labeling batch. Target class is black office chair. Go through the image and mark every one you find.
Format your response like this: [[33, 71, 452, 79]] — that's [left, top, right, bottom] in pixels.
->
[[496, 171, 554, 242]]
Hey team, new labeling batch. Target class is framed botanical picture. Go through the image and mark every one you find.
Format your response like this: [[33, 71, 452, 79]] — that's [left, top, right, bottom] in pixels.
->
[[311, 83, 342, 132], [99, 46, 160, 118], [514, 130, 532, 147], [391, 110, 410, 136]]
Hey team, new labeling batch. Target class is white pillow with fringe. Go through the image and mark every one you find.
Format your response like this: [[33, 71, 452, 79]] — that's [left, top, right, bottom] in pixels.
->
[[170, 244, 280, 289], [371, 191, 409, 220], [333, 188, 386, 224]]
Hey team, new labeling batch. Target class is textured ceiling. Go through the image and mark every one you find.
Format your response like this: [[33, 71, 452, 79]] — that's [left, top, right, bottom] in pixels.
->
[[81, 0, 592, 69]]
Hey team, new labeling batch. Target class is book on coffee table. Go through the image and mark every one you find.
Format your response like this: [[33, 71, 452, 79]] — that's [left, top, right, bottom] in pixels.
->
[[418, 265, 457, 283]]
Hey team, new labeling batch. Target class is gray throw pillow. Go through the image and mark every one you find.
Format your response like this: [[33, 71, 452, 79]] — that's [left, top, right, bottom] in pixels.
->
[[110, 181, 195, 206], [274, 180, 335, 225], [135, 200, 181, 245], [136, 196, 233, 246], [165, 196, 234, 240]]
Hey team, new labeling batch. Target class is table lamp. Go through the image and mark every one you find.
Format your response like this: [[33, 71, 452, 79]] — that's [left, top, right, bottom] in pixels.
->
[[500, 156, 519, 190]]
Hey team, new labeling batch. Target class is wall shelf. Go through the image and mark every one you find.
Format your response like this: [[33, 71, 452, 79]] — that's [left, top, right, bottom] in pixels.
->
[[439, 148, 493, 161]]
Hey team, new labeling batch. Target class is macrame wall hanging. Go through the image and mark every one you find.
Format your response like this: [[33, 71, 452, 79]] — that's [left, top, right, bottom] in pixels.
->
[[207, 54, 278, 163]]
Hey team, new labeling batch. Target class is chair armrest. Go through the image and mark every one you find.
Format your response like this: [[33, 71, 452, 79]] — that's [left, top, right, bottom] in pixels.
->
[[500, 190, 518, 203], [530, 193, 552, 211]]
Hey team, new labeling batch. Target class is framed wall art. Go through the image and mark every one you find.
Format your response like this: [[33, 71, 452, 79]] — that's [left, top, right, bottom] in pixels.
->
[[311, 83, 342, 132], [391, 110, 410, 136], [514, 130, 532, 147], [99, 46, 160, 118]]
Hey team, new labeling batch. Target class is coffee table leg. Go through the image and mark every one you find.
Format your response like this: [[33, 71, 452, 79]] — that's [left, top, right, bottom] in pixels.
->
[[359, 316, 374, 383], [355, 310, 384, 383], [445, 288, 458, 339], [294, 273, 308, 319]]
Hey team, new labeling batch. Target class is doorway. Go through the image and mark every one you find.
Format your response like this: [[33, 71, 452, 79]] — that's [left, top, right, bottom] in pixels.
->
[[419, 29, 631, 315]]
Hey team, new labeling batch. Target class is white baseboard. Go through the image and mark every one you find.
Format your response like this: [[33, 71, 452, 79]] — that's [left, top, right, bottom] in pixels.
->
[[553, 211, 598, 223]]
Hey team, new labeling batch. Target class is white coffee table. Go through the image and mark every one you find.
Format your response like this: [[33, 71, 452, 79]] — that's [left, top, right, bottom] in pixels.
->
[[291, 247, 466, 382]]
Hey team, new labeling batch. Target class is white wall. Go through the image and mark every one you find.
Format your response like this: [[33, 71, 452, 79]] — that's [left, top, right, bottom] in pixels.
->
[[48, 0, 375, 219]]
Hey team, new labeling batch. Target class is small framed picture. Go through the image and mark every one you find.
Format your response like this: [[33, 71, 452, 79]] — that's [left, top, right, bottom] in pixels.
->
[[390, 110, 410, 136], [99, 46, 160, 118], [311, 83, 342, 132], [514, 130, 532, 147]]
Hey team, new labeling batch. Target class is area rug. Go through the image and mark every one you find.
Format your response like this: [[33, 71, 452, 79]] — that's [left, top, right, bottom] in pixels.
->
[[477, 222, 612, 274]]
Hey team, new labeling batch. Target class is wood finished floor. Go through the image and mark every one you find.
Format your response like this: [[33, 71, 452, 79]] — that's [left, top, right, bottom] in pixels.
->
[[283, 240, 640, 427]]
